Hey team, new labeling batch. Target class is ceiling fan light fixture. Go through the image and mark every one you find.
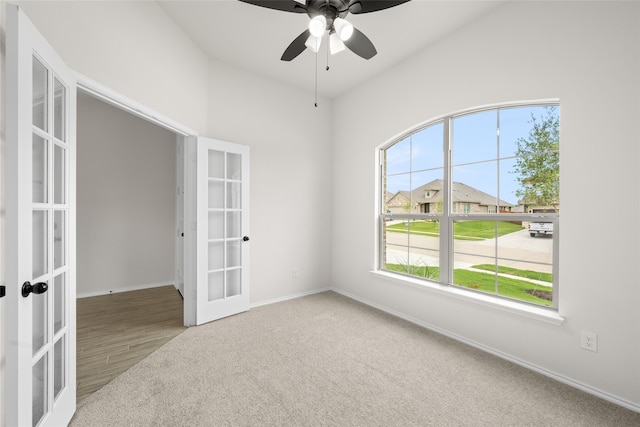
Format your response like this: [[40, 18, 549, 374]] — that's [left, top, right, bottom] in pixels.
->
[[329, 33, 346, 54], [308, 15, 327, 37], [305, 34, 322, 53], [333, 17, 353, 41]]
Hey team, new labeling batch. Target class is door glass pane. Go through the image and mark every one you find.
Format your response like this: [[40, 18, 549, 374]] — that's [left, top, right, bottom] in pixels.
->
[[53, 78, 66, 141], [227, 269, 241, 297], [32, 355, 48, 427], [54, 336, 66, 400], [208, 271, 224, 301], [227, 153, 241, 179], [208, 181, 224, 209], [33, 134, 48, 203], [208, 150, 224, 179], [227, 182, 241, 209], [54, 210, 65, 269], [32, 210, 48, 278], [54, 144, 66, 204], [54, 273, 66, 334], [32, 280, 48, 355], [208, 242, 223, 271], [226, 241, 241, 268], [32, 57, 48, 131], [226, 212, 241, 238], [208, 211, 224, 240]]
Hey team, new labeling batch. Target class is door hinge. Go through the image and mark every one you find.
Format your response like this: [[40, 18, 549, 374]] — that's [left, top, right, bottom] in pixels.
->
[[0, 285, 5, 298]]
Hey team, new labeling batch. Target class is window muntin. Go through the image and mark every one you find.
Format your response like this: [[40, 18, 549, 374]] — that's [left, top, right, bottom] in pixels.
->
[[380, 104, 559, 308]]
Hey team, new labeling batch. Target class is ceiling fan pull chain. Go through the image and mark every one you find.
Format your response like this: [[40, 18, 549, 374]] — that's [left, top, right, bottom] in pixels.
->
[[314, 40, 318, 108], [326, 40, 330, 71]]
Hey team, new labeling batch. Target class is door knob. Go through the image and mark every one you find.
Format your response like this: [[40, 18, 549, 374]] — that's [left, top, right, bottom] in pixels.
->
[[22, 281, 48, 297], [243, 236, 250, 242]]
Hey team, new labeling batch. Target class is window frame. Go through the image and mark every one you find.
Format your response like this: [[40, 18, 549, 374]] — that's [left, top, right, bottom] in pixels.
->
[[378, 101, 560, 310]]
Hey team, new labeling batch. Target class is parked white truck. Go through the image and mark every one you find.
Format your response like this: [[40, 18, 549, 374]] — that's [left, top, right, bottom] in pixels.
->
[[529, 221, 553, 237]]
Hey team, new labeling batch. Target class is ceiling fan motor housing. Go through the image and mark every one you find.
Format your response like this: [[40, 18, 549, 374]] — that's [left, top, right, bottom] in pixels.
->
[[305, 0, 352, 30]]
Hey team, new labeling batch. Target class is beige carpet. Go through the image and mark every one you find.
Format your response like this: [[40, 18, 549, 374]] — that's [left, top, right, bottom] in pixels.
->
[[70, 291, 640, 426]]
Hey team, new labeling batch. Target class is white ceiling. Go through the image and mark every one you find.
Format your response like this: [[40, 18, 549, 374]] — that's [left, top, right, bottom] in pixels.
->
[[157, 0, 504, 98]]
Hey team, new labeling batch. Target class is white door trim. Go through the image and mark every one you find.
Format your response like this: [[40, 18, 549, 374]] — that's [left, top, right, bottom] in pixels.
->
[[75, 73, 197, 137]]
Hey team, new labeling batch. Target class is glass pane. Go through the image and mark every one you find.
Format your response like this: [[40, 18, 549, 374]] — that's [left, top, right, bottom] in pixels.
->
[[54, 144, 66, 204], [452, 110, 497, 165], [208, 241, 223, 271], [499, 105, 553, 158], [226, 212, 241, 238], [32, 355, 48, 427], [381, 217, 441, 280], [227, 182, 241, 209], [54, 273, 66, 334], [54, 336, 66, 400], [226, 241, 241, 268], [33, 134, 48, 203], [208, 271, 224, 301], [451, 162, 498, 214], [208, 150, 224, 179], [411, 122, 444, 172], [384, 174, 411, 214], [208, 181, 224, 209], [33, 210, 48, 278], [227, 153, 241, 180], [54, 210, 65, 269], [32, 280, 48, 355], [385, 137, 410, 175], [227, 269, 241, 297], [453, 220, 497, 294], [208, 211, 224, 240], [33, 57, 48, 131], [499, 158, 519, 210], [54, 78, 66, 141]]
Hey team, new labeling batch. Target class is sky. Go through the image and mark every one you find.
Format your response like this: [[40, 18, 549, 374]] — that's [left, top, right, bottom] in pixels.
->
[[385, 105, 558, 206]]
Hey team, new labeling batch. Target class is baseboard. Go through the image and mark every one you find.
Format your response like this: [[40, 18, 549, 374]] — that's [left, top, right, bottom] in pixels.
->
[[76, 281, 175, 299], [250, 287, 332, 309], [331, 287, 640, 414]]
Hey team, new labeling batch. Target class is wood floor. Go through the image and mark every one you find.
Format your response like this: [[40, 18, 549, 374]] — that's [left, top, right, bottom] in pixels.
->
[[76, 285, 186, 403]]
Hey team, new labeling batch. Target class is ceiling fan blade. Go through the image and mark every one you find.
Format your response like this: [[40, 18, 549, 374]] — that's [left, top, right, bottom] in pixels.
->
[[281, 29, 311, 61], [344, 27, 377, 60], [237, 0, 306, 13], [348, 0, 410, 14]]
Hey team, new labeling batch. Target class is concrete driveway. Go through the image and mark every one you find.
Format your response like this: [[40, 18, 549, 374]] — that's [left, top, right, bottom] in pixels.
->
[[385, 227, 553, 274]]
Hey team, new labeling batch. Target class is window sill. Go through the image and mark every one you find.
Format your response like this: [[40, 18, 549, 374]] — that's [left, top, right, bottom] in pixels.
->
[[370, 270, 565, 326]]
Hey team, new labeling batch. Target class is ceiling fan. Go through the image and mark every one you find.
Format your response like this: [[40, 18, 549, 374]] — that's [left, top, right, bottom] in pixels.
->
[[238, 0, 411, 61]]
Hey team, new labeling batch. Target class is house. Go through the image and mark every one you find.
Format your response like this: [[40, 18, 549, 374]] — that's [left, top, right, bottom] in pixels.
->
[[387, 179, 513, 214], [1, 1, 639, 424]]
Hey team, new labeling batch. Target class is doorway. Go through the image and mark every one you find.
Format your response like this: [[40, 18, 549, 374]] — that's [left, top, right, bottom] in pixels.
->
[[75, 90, 185, 401]]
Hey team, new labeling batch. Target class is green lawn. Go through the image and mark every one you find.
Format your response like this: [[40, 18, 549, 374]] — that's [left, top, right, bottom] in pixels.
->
[[385, 263, 552, 306], [386, 220, 522, 240]]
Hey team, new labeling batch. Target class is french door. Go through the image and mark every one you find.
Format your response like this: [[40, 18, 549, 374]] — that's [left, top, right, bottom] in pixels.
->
[[196, 137, 250, 325], [5, 4, 77, 426]]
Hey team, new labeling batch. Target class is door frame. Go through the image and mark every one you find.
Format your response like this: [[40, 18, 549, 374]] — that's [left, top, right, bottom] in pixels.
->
[[76, 74, 198, 326]]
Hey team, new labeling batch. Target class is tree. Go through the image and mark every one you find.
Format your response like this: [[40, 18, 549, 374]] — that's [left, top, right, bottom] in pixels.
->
[[512, 106, 560, 210]]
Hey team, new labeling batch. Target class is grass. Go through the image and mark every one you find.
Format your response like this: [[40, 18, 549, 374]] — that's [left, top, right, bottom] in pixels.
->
[[386, 220, 522, 240], [385, 263, 552, 307], [471, 264, 553, 283]]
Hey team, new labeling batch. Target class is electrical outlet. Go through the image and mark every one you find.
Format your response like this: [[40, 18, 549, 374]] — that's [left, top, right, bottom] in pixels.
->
[[292, 268, 299, 279], [580, 331, 598, 352]]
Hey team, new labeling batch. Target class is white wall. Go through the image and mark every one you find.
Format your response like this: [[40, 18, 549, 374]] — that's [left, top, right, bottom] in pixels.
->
[[331, 1, 640, 409], [206, 59, 333, 303], [18, 0, 209, 135], [76, 92, 177, 297]]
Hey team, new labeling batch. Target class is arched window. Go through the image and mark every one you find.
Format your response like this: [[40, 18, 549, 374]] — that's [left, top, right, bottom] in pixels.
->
[[379, 103, 559, 308]]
